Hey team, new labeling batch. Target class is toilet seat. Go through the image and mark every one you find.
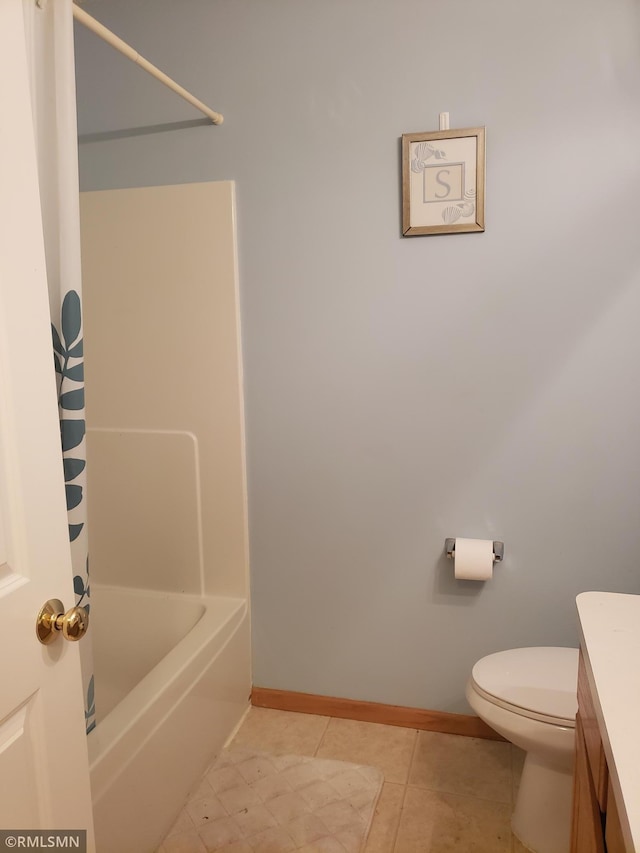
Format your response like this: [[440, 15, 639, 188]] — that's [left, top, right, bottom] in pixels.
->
[[470, 647, 578, 728]]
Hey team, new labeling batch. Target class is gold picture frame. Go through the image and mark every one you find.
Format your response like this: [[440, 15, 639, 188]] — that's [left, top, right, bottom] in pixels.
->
[[402, 126, 485, 236]]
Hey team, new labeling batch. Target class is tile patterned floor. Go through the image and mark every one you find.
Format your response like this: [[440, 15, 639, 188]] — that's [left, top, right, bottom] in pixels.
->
[[158, 708, 529, 853]]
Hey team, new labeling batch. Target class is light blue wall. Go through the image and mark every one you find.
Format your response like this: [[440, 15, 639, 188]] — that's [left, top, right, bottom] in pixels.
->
[[75, 0, 640, 713]]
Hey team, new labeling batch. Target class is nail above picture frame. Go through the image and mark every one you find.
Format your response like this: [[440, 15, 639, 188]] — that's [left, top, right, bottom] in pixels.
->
[[401, 126, 486, 237]]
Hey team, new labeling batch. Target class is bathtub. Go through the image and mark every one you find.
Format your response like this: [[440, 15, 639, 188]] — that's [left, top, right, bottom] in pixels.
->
[[87, 584, 251, 853]]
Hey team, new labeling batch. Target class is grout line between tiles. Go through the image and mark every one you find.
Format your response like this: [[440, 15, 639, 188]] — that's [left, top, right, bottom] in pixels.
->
[[387, 728, 419, 853], [313, 714, 332, 756], [404, 728, 420, 785], [403, 778, 512, 806], [390, 780, 411, 853], [511, 743, 525, 808]]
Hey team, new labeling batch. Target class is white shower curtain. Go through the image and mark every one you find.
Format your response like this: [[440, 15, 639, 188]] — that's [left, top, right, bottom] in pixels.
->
[[23, 0, 94, 734]]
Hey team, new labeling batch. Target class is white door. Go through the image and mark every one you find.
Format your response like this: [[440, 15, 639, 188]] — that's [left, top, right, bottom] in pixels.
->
[[0, 0, 95, 846]]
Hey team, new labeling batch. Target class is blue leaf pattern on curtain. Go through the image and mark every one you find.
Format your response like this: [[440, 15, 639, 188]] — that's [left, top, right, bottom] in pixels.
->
[[85, 675, 96, 735], [52, 290, 94, 734], [28, 0, 95, 738]]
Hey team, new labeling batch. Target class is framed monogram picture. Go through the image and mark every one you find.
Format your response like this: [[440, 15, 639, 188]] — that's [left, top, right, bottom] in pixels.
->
[[401, 126, 485, 236]]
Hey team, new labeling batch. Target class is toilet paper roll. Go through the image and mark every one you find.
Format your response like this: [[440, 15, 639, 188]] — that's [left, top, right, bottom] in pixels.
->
[[454, 538, 494, 581]]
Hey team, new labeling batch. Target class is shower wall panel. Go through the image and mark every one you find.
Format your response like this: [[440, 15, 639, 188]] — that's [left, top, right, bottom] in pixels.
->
[[86, 429, 202, 592], [80, 181, 249, 598]]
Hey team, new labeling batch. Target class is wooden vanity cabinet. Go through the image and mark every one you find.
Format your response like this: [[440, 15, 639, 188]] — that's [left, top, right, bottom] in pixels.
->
[[571, 650, 626, 853], [572, 713, 605, 853]]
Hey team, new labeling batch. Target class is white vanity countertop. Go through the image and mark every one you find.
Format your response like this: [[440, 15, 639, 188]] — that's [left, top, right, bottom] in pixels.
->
[[577, 591, 640, 853]]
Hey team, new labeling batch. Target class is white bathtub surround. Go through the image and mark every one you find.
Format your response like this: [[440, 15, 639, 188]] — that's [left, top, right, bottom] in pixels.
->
[[86, 429, 205, 595], [81, 180, 251, 850], [81, 181, 249, 600], [89, 587, 250, 853], [159, 747, 384, 852]]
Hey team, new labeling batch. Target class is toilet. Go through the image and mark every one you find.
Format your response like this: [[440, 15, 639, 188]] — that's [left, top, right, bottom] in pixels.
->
[[466, 647, 579, 853]]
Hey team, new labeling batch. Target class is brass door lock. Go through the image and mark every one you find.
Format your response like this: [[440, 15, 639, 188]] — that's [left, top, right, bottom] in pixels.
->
[[36, 599, 89, 645]]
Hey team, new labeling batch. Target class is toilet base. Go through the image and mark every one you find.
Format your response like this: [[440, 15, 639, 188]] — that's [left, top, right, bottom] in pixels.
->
[[512, 751, 574, 853]]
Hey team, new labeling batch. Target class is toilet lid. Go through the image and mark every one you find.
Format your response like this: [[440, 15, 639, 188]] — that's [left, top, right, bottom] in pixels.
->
[[471, 647, 579, 724]]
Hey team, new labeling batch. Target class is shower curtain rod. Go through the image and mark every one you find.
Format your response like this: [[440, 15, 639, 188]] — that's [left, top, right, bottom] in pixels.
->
[[71, 4, 224, 125]]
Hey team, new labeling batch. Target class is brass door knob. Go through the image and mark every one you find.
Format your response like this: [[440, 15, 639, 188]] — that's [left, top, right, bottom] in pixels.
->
[[36, 598, 89, 645]]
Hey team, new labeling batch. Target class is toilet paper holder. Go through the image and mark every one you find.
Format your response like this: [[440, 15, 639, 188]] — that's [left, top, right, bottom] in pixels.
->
[[445, 538, 504, 563]]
